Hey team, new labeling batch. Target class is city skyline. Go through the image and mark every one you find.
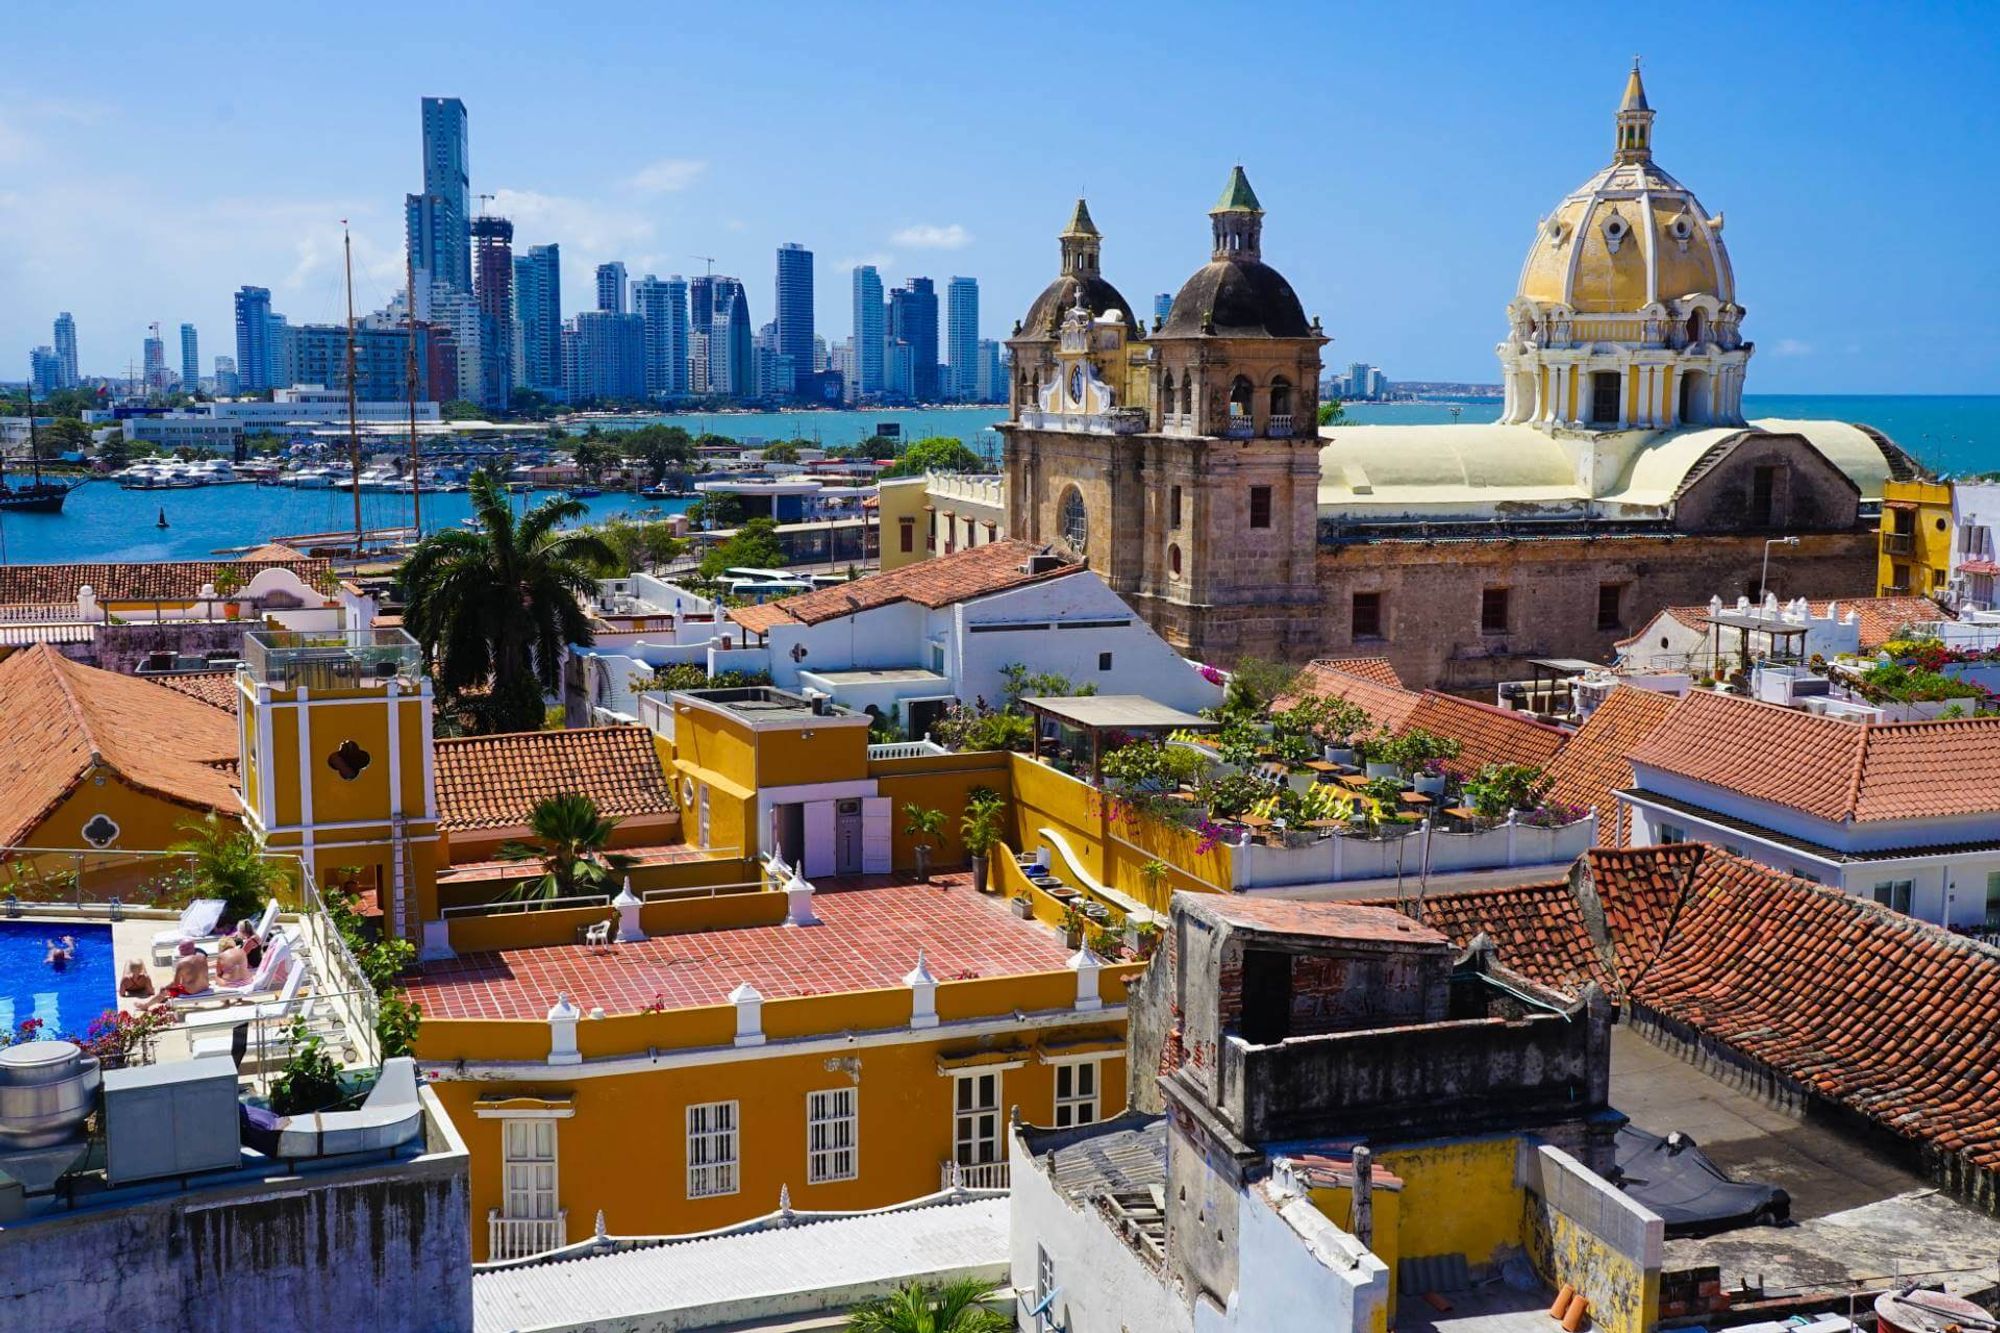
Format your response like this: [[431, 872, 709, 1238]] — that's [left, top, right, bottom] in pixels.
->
[[4, 1, 1995, 392]]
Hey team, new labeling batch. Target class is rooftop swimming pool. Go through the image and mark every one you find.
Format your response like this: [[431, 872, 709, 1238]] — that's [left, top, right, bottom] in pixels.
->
[[0, 921, 116, 1038]]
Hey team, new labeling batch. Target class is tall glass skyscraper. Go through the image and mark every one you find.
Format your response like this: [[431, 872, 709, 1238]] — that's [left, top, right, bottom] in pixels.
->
[[946, 277, 978, 402], [850, 266, 884, 401], [774, 243, 813, 397], [632, 274, 689, 398], [708, 277, 754, 399], [52, 312, 78, 388], [179, 324, 199, 395], [890, 278, 940, 402], [407, 97, 471, 293], [595, 262, 628, 314], [513, 244, 563, 397], [233, 286, 274, 392]]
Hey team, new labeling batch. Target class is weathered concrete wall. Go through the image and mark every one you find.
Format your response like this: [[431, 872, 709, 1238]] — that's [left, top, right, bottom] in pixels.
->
[[96, 620, 248, 675], [1673, 435, 1859, 535], [1193, 1181, 1389, 1333], [0, 1095, 472, 1333], [1523, 1145, 1663, 1333], [1316, 530, 1876, 692]]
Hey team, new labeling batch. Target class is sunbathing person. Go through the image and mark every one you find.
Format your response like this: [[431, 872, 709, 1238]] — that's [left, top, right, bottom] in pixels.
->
[[119, 959, 155, 998], [213, 945, 252, 988], [147, 947, 212, 1009]]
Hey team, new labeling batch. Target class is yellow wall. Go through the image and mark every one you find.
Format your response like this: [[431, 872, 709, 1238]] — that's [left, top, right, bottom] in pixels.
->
[[1878, 479, 1954, 598], [876, 476, 931, 572], [874, 751, 1011, 871], [1006, 753, 1229, 912]]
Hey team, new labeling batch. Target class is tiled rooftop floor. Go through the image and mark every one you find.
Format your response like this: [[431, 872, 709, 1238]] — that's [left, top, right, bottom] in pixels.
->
[[434, 842, 708, 886], [406, 871, 1076, 1019]]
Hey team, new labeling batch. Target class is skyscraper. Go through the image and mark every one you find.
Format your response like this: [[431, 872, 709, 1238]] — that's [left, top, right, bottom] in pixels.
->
[[513, 244, 563, 396], [708, 277, 754, 399], [28, 347, 61, 396], [774, 243, 814, 397], [568, 311, 647, 401], [213, 355, 240, 397], [889, 278, 940, 401], [180, 324, 199, 395], [946, 277, 978, 402], [631, 274, 688, 399], [52, 312, 78, 388], [234, 286, 273, 392], [850, 266, 884, 401], [1153, 293, 1173, 327], [596, 262, 628, 314], [471, 214, 515, 410], [142, 332, 167, 391], [407, 97, 471, 293]]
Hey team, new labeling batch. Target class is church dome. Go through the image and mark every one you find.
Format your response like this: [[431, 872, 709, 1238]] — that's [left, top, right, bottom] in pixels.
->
[[1017, 198, 1139, 338], [1516, 62, 1735, 315], [1160, 167, 1312, 339]]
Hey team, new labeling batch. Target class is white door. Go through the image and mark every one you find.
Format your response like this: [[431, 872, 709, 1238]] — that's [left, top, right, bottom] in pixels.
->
[[803, 800, 836, 878], [861, 797, 892, 874]]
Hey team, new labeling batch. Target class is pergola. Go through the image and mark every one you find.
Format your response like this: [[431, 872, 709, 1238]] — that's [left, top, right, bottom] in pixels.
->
[[1020, 695, 1219, 783], [1699, 610, 1810, 679]]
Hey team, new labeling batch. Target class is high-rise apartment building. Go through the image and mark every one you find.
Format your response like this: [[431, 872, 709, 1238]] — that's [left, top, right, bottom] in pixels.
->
[[568, 310, 647, 401], [292, 323, 431, 402], [707, 277, 753, 399], [631, 274, 689, 399], [595, 262, 628, 314], [889, 278, 939, 401], [1154, 292, 1173, 327], [143, 333, 167, 391], [850, 266, 885, 401], [885, 340, 915, 401], [946, 277, 978, 402], [214, 355, 240, 397], [470, 214, 515, 410], [974, 338, 1006, 403], [52, 312, 78, 388], [268, 313, 296, 390], [180, 324, 199, 395], [513, 244, 563, 397], [234, 286, 274, 392], [407, 97, 471, 293], [28, 347, 61, 396], [774, 243, 813, 397]]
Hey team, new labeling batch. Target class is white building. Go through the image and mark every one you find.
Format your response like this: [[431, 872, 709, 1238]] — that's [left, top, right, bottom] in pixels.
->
[[117, 415, 245, 451], [1619, 688, 2000, 929], [1950, 481, 2000, 612], [210, 387, 441, 427]]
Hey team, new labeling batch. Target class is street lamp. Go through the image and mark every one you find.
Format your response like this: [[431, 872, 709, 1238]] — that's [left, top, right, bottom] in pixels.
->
[[1760, 535, 1800, 601]]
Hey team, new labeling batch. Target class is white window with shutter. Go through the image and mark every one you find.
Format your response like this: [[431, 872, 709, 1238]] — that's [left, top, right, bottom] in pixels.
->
[[686, 1101, 739, 1199], [952, 1071, 1002, 1167], [1054, 1058, 1100, 1128], [807, 1087, 858, 1183], [503, 1118, 559, 1220]]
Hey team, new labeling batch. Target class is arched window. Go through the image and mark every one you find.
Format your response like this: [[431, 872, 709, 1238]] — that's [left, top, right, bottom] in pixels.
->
[[1058, 486, 1088, 554], [1269, 377, 1293, 418], [1685, 309, 1705, 345], [1168, 544, 1182, 578], [1228, 376, 1254, 418], [1178, 373, 1192, 415]]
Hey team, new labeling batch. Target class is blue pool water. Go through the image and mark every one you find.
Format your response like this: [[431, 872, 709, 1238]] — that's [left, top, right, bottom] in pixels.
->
[[0, 922, 116, 1040]]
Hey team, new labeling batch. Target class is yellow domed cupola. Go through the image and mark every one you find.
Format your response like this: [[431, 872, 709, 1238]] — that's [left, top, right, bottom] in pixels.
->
[[1501, 62, 1753, 435]]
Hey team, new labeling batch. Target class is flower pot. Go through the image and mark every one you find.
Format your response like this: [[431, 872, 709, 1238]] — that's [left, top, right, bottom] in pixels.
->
[[1285, 770, 1316, 795], [1064, 927, 1083, 949], [1365, 761, 1400, 780], [970, 855, 989, 893], [914, 845, 933, 883], [1009, 898, 1033, 919], [1325, 745, 1357, 766], [1414, 773, 1447, 797]]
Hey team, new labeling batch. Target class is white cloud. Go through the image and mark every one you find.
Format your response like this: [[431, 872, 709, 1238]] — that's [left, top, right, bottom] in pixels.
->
[[1772, 338, 1813, 356], [488, 187, 657, 255], [836, 252, 897, 272], [624, 158, 707, 195], [890, 223, 971, 250]]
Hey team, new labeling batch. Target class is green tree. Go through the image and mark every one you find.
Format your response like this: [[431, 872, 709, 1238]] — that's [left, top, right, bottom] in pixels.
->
[[880, 436, 985, 479], [699, 516, 786, 579], [168, 813, 290, 922], [903, 803, 947, 883], [694, 432, 736, 452], [688, 492, 747, 530], [400, 470, 617, 734], [762, 441, 802, 464], [440, 399, 485, 421], [96, 431, 132, 470], [496, 793, 637, 903], [572, 438, 619, 482], [845, 1278, 1008, 1332], [620, 423, 697, 483], [1318, 399, 1347, 427], [40, 417, 90, 458]]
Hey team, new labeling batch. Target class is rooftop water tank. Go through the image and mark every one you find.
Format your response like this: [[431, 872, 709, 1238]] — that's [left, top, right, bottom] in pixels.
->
[[0, 1040, 102, 1151]]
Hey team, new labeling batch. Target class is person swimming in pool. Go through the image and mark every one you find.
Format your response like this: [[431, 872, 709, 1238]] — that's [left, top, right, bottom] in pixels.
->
[[44, 936, 75, 971]]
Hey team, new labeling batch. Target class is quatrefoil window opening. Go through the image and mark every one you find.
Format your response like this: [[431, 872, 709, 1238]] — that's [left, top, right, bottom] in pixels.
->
[[327, 740, 372, 781]]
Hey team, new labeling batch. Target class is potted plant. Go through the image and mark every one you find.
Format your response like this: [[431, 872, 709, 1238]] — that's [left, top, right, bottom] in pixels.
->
[[1385, 728, 1461, 791], [1130, 919, 1161, 960], [960, 788, 1005, 893], [904, 803, 946, 882], [1059, 904, 1086, 949], [1087, 925, 1123, 959], [1412, 757, 1451, 798], [269, 1018, 344, 1115], [1354, 730, 1400, 781], [1464, 763, 1548, 821], [1138, 858, 1170, 905], [1009, 891, 1034, 920]]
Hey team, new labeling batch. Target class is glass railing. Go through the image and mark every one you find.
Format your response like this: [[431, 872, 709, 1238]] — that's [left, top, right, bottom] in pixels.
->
[[242, 627, 423, 690]]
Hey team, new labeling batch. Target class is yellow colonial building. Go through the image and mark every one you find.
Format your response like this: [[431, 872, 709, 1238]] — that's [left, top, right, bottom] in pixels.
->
[[1879, 478, 1954, 598]]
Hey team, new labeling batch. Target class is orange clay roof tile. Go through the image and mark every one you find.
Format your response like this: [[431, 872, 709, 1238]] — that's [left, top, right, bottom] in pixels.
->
[[0, 556, 332, 605], [146, 670, 242, 712], [1615, 596, 1951, 652], [728, 540, 1078, 634], [1542, 686, 1679, 845], [432, 726, 678, 832], [1284, 664, 1566, 778]]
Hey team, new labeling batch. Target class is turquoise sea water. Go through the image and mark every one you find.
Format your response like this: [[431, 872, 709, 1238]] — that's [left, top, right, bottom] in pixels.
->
[[1, 398, 1994, 565]]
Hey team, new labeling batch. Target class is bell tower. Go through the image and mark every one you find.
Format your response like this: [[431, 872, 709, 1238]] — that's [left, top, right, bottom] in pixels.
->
[[238, 628, 445, 958]]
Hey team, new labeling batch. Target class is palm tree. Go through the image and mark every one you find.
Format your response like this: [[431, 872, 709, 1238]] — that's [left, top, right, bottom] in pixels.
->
[[496, 793, 637, 903], [845, 1278, 1009, 1332], [400, 469, 616, 734]]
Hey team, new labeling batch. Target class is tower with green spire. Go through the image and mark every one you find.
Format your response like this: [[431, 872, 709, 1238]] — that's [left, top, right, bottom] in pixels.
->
[[1210, 165, 1265, 260]]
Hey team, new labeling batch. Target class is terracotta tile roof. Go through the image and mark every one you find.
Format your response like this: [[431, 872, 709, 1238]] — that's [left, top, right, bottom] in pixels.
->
[[1615, 597, 1951, 652], [1627, 689, 2000, 824], [147, 670, 242, 713], [1398, 843, 2000, 1177], [0, 644, 240, 845], [237, 542, 310, 562], [1542, 687, 1679, 844], [0, 557, 332, 606], [1298, 656, 1402, 689], [405, 872, 1073, 1017], [1285, 664, 1566, 779], [432, 726, 679, 833], [727, 540, 1078, 635], [1182, 895, 1450, 947], [1384, 880, 1615, 995]]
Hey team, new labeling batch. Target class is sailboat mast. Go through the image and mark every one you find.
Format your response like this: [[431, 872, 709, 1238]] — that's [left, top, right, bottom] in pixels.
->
[[405, 254, 422, 540], [344, 223, 363, 550]]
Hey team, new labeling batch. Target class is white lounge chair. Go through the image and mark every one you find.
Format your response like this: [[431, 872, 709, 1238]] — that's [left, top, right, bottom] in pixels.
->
[[151, 899, 227, 964], [273, 1057, 424, 1158], [196, 898, 280, 956], [182, 961, 311, 1059]]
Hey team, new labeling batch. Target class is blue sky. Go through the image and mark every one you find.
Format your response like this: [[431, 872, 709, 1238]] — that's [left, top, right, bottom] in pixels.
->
[[7, 1, 1996, 392]]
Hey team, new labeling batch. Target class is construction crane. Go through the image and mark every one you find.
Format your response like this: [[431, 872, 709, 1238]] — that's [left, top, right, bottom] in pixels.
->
[[476, 192, 495, 216], [690, 255, 716, 277]]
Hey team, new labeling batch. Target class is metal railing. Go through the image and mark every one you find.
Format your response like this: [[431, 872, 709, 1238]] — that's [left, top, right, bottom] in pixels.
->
[[941, 1159, 1011, 1190], [488, 1210, 567, 1262], [1881, 532, 1915, 555], [439, 892, 612, 919], [638, 876, 762, 904]]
